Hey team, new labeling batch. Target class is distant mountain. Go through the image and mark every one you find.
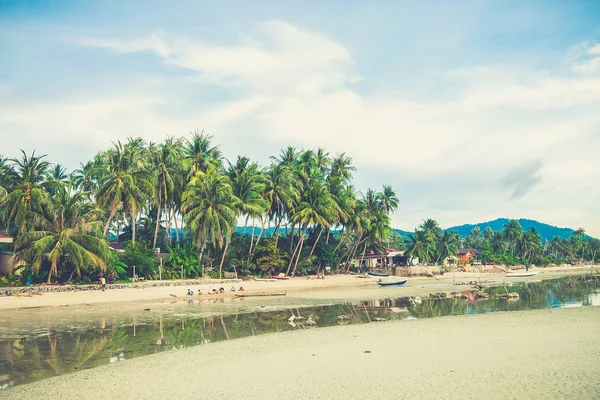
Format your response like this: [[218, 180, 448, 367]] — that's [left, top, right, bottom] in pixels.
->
[[446, 218, 579, 242]]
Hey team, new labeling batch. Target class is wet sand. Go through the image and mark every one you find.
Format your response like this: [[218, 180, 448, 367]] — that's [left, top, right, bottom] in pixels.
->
[[1, 265, 597, 311], [4, 306, 599, 400]]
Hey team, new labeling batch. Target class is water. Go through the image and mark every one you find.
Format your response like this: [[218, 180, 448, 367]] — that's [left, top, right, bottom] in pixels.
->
[[1, 275, 599, 390]]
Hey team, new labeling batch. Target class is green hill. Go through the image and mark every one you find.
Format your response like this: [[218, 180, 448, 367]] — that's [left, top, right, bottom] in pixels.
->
[[446, 218, 579, 242]]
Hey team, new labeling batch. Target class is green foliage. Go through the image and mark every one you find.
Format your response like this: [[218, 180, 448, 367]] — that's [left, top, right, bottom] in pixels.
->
[[254, 239, 287, 274], [118, 241, 157, 279], [164, 243, 201, 278]]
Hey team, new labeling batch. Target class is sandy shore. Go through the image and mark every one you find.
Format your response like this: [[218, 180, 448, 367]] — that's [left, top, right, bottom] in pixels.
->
[[3, 306, 599, 400], [1, 265, 597, 311]]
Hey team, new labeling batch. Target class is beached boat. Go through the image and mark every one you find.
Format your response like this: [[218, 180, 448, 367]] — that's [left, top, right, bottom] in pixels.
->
[[367, 272, 389, 277], [234, 292, 287, 298], [270, 275, 291, 280], [506, 270, 540, 277], [377, 280, 407, 287]]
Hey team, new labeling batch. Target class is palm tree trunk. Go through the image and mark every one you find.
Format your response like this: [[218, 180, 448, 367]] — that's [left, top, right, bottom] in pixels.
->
[[285, 227, 304, 276], [198, 235, 208, 277], [325, 229, 331, 245], [291, 232, 307, 277], [218, 239, 229, 279], [309, 226, 324, 257], [103, 206, 118, 238], [153, 185, 163, 249], [47, 260, 57, 284], [254, 215, 267, 250], [173, 210, 180, 243], [247, 217, 256, 263], [131, 213, 137, 244], [289, 223, 296, 254], [164, 208, 172, 246], [273, 215, 283, 248]]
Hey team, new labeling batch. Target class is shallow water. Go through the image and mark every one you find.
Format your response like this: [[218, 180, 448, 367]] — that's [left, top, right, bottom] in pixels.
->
[[0, 275, 598, 390]]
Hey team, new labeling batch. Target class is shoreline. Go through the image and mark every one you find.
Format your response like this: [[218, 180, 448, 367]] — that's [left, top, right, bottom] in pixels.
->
[[0, 265, 597, 311], [4, 306, 600, 399]]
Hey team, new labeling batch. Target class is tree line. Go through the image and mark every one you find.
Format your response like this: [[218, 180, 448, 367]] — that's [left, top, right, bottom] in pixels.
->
[[0, 132, 398, 283], [1, 133, 597, 285]]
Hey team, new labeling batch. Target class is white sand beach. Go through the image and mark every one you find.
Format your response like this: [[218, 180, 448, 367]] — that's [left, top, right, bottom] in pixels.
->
[[1, 265, 597, 310], [3, 306, 599, 400]]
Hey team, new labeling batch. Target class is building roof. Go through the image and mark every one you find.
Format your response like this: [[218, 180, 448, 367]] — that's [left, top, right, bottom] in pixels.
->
[[457, 248, 480, 255], [0, 232, 13, 243], [109, 242, 125, 251]]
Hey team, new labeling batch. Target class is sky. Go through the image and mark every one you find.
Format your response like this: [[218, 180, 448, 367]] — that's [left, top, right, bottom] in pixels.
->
[[1, 0, 599, 235]]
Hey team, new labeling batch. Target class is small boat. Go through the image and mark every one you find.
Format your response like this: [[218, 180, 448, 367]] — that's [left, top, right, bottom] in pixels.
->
[[253, 278, 278, 282], [367, 272, 389, 277], [377, 280, 407, 287], [234, 292, 287, 298], [270, 275, 290, 280], [506, 270, 540, 277]]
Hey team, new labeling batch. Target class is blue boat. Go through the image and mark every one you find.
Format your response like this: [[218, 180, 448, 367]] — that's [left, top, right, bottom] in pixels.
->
[[377, 280, 407, 287], [367, 272, 389, 277]]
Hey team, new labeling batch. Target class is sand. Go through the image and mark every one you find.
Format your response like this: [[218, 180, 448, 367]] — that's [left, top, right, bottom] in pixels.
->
[[3, 306, 599, 400], [1, 265, 597, 311]]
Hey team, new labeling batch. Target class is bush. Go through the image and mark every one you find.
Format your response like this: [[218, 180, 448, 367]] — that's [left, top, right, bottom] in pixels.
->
[[118, 241, 158, 279]]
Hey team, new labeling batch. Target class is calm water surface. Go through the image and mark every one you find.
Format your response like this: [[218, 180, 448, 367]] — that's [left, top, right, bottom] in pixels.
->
[[1, 275, 598, 389]]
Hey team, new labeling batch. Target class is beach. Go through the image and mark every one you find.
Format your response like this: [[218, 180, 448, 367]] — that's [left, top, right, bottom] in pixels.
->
[[1, 265, 597, 311], [3, 306, 599, 400]]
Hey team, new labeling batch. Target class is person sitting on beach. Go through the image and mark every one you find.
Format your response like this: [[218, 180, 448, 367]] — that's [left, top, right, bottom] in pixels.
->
[[218, 287, 225, 294], [230, 286, 236, 291], [209, 289, 218, 295], [107, 271, 115, 284], [187, 289, 194, 296], [239, 286, 245, 291]]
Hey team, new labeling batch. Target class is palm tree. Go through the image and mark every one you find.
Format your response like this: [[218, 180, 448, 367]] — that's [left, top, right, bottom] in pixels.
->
[[0, 150, 51, 233], [183, 130, 222, 178], [262, 163, 298, 247], [573, 228, 586, 262], [150, 138, 182, 249], [227, 156, 268, 260], [437, 230, 460, 263], [490, 231, 508, 254], [405, 229, 433, 264], [181, 167, 239, 278], [503, 219, 523, 255], [287, 179, 336, 276], [14, 185, 110, 283], [377, 185, 399, 214], [96, 140, 153, 243], [329, 153, 356, 182]]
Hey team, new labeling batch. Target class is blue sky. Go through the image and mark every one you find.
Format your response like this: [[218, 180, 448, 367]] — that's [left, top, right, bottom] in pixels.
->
[[1, 0, 600, 235]]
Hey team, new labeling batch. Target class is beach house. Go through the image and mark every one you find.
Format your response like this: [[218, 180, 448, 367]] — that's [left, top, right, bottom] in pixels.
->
[[457, 248, 480, 264]]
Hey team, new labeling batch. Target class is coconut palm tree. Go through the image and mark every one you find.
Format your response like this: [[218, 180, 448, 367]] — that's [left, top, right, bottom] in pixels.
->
[[227, 156, 268, 259], [14, 185, 110, 283], [377, 185, 399, 214], [287, 179, 336, 276], [96, 140, 153, 243], [437, 230, 460, 263], [0, 150, 51, 233], [181, 167, 239, 278], [183, 130, 222, 178], [503, 219, 523, 255], [262, 163, 298, 247], [150, 138, 182, 249], [405, 229, 433, 264]]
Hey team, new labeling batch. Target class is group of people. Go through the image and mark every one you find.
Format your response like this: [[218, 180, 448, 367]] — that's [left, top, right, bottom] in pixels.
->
[[186, 286, 245, 296], [98, 271, 115, 290]]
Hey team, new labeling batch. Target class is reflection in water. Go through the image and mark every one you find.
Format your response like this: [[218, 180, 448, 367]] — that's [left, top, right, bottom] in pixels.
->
[[0, 275, 598, 389]]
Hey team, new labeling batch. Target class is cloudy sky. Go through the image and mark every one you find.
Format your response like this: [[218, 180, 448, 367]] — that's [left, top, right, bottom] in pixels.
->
[[1, 1, 599, 235]]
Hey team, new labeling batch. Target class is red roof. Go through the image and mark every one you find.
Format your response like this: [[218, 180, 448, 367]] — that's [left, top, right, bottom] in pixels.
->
[[0, 232, 12, 239]]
